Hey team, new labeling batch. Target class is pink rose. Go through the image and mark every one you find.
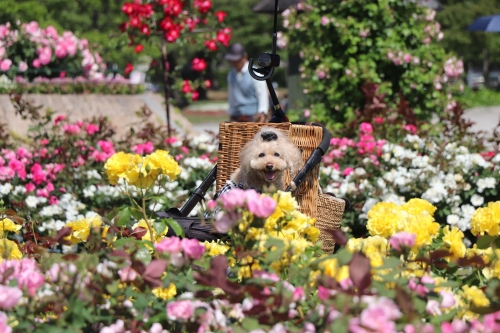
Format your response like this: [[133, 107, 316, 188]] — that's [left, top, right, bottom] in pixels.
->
[[54, 115, 67, 125], [32, 59, 41, 68], [25, 183, 36, 192], [166, 300, 195, 321], [374, 117, 385, 124], [359, 122, 373, 134], [439, 290, 456, 309], [349, 307, 396, 333], [0, 311, 12, 333], [18, 61, 28, 72], [214, 211, 240, 233], [389, 232, 416, 251], [180, 238, 205, 260], [403, 54, 412, 63], [0, 286, 22, 310], [155, 237, 182, 254], [483, 311, 500, 332], [441, 319, 468, 333], [320, 16, 330, 26], [341, 167, 354, 176], [220, 188, 246, 210], [245, 190, 276, 218], [405, 124, 417, 134], [118, 266, 138, 282], [0, 59, 12, 72]]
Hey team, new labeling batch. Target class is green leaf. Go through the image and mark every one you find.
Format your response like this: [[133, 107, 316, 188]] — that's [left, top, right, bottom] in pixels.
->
[[477, 235, 496, 249], [153, 219, 168, 235], [241, 318, 260, 331], [116, 207, 131, 227], [265, 248, 284, 264], [379, 257, 402, 269], [164, 218, 184, 238]]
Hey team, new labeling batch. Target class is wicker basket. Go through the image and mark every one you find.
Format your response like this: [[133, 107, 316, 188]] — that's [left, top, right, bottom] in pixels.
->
[[315, 193, 345, 254], [217, 122, 323, 218]]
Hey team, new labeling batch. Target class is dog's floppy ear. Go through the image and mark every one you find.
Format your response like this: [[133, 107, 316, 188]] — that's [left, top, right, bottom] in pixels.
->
[[283, 136, 304, 177], [238, 139, 254, 182]]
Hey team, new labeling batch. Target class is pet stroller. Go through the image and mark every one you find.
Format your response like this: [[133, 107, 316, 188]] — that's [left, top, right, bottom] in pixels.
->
[[158, 0, 348, 254]]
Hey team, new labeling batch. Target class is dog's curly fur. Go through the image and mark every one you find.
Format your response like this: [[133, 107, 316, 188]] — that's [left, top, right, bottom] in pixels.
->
[[230, 127, 303, 191]]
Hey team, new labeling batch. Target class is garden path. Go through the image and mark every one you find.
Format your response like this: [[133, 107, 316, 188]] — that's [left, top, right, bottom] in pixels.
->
[[463, 105, 500, 135]]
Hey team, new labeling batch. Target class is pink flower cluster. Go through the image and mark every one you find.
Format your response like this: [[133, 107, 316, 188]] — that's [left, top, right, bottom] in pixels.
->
[[387, 50, 420, 66], [324, 123, 386, 170], [389, 231, 415, 251], [0, 258, 45, 297], [444, 57, 464, 80], [349, 297, 402, 333], [132, 141, 154, 155], [155, 236, 206, 267], [0, 21, 105, 78], [208, 189, 277, 233]]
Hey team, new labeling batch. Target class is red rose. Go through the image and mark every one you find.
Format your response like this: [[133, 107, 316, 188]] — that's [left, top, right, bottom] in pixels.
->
[[215, 11, 227, 23], [181, 80, 191, 93], [125, 63, 134, 75], [134, 44, 144, 53], [191, 58, 207, 72], [195, 0, 212, 14], [129, 17, 141, 28], [160, 18, 173, 31], [204, 79, 212, 89], [122, 3, 134, 15], [204, 39, 217, 51], [140, 24, 150, 35], [191, 90, 200, 101]]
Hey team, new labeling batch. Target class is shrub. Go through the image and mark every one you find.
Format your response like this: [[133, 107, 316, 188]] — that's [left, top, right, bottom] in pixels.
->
[[284, 0, 463, 129]]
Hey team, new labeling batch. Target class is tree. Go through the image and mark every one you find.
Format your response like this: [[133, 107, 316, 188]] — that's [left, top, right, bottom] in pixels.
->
[[284, 0, 460, 129], [437, 0, 500, 85]]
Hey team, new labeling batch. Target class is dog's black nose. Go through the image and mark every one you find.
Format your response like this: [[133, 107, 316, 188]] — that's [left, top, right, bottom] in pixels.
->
[[266, 164, 273, 170]]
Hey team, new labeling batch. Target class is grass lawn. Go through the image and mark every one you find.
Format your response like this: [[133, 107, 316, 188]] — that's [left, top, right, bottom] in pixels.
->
[[457, 88, 500, 108], [184, 114, 229, 124]]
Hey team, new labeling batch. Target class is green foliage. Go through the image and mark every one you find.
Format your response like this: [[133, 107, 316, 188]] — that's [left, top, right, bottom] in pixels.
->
[[284, 0, 454, 129], [458, 87, 500, 108]]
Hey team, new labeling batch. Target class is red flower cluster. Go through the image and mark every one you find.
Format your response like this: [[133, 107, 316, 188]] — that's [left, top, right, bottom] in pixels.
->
[[216, 28, 232, 47], [194, 0, 212, 14], [191, 58, 207, 72]]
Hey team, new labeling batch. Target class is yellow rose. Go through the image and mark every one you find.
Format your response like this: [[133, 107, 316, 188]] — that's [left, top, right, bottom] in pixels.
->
[[0, 218, 22, 237], [104, 152, 141, 185], [203, 241, 230, 256], [152, 283, 177, 300], [274, 191, 299, 214], [0, 239, 22, 260], [442, 226, 466, 259], [147, 150, 181, 181], [401, 199, 437, 216], [366, 202, 402, 238], [65, 216, 103, 244], [471, 201, 500, 236], [462, 285, 490, 307], [132, 219, 167, 243]]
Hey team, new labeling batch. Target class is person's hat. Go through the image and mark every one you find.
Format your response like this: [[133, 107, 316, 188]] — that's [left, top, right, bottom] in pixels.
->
[[224, 43, 246, 61]]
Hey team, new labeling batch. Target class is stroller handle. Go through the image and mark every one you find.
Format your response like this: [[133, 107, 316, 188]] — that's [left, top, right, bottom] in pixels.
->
[[285, 123, 331, 192]]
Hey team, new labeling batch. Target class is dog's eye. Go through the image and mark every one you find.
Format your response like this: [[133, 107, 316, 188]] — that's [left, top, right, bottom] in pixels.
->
[[258, 153, 265, 157], [274, 152, 280, 157]]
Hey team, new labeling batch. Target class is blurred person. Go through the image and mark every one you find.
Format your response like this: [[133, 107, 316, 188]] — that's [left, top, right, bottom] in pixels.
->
[[225, 43, 269, 122]]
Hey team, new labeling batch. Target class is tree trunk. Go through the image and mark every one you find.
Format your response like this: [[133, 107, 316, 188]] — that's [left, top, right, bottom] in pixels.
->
[[483, 48, 489, 89], [161, 37, 172, 138]]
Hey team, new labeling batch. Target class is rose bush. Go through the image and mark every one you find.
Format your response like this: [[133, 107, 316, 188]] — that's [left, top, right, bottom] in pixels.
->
[[283, 0, 464, 128], [120, 0, 232, 102], [0, 21, 105, 80]]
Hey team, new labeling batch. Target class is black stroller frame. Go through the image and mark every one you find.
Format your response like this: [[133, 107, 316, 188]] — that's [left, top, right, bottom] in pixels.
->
[[158, 0, 333, 240]]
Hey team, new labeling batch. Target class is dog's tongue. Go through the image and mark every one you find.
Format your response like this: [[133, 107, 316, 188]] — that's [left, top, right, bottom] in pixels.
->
[[265, 170, 275, 180]]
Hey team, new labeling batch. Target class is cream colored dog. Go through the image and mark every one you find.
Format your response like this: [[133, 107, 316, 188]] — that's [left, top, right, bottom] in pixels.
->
[[230, 127, 303, 191]]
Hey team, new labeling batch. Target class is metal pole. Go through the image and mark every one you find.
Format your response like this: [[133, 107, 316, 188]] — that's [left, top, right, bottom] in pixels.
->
[[161, 37, 172, 138]]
